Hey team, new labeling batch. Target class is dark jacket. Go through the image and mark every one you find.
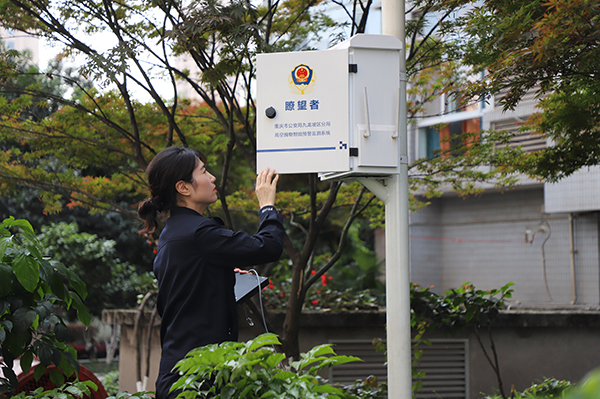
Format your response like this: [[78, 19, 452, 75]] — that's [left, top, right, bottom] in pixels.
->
[[153, 206, 284, 398]]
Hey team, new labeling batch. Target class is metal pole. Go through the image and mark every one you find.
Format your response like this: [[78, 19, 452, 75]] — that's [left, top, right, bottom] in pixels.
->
[[382, 0, 411, 397]]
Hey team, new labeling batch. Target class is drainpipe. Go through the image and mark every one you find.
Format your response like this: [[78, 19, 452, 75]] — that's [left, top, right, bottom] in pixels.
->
[[569, 213, 578, 304]]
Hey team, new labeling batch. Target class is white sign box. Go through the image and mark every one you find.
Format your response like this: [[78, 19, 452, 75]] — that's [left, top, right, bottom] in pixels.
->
[[257, 34, 403, 178]]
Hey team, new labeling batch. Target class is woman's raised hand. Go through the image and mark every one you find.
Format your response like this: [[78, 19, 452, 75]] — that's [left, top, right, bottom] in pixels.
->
[[255, 168, 279, 208]]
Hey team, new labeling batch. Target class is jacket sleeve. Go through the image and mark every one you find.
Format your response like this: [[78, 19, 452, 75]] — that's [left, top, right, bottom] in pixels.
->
[[195, 207, 284, 267]]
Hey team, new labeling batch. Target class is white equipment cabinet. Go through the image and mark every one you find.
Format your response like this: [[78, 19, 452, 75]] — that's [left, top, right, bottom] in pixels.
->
[[256, 34, 403, 179]]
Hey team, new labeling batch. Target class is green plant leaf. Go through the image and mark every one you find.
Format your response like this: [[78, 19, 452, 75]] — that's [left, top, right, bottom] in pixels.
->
[[264, 353, 286, 369], [48, 272, 69, 301], [13, 253, 40, 292], [313, 384, 343, 394], [0, 236, 11, 261], [69, 292, 91, 326], [65, 384, 83, 397], [0, 264, 13, 296], [60, 350, 79, 374], [39, 259, 55, 284], [67, 270, 88, 301], [34, 364, 46, 381], [27, 245, 44, 262], [49, 368, 65, 387], [273, 370, 296, 380], [54, 323, 69, 342], [38, 343, 54, 367], [247, 332, 281, 352], [20, 351, 34, 374], [2, 218, 36, 241], [0, 319, 13, 332], [12, 307, 37, 333]]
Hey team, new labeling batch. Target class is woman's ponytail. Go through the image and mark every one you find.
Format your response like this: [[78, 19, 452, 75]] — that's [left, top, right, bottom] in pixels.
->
[[138, 197, 159, 235]]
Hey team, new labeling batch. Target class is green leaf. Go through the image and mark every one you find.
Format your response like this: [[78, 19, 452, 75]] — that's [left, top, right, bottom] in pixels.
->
[[312, 384, 343, 394], [247, 332, 281, 352], [20, 350, 34, 374], [61, 350, 80, 374], [0, 319, 13, 332], [264, 352, 286, 369], [49, 368, 65, 387], [0, 264, 13, 296], [54, 323, 69, 342], [38, 343, 54, 367], [465, 306, 476, 322], [52, 347, 62, 367], [12, 307, 37, 333], [273, 370, 296, 380], [39, 259, 54, 283], [13, 219, 35, 236], [34, 364, 46, 381], [2, 217, 36, 241], [69, 292, 91, 326], [13, 253, 40, 292], [48, 272, 69, 301], [65, 384, 83, 396], [0, 236, 11, 260], [27, 245, 44, 262], [67, 270, 88, 301], [49, 260, 69, 277], [80, 379, 98, 392], [33, 303, 49, 319]]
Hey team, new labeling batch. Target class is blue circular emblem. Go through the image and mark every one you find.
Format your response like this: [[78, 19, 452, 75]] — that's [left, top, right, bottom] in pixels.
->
[[291, 64, 313, 86]]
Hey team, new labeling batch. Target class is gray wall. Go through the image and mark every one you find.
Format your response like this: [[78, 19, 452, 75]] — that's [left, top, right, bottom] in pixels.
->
[[438, 312, 600, 398], [409, 186, 600, 306]]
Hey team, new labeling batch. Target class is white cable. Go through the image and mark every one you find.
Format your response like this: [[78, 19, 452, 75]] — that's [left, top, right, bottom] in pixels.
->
[[248, 269, 270, 334]]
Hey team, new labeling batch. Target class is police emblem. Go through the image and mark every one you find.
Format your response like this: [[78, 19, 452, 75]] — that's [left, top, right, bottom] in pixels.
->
[[289, 64, 315, 95]]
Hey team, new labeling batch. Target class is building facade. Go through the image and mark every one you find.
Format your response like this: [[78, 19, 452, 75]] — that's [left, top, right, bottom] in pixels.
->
[[404, 75, 600, 397], [0, 27, 39, 66], [410, 88, 600, 308]]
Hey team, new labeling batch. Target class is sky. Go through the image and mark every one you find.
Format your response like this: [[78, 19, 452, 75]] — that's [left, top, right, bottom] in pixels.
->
[[39, 33, 170, 103]]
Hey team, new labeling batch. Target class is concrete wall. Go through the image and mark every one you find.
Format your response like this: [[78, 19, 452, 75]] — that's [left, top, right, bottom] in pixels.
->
[[409, 186, 600, 306], [103, 309, 600, 399], [102, 309, 386, 396], [102, 310, 161, 394], [456, 311, 600, 398]]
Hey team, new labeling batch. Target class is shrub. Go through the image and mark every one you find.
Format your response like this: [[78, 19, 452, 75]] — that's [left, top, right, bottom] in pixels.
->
[[37, 222, 155, 316], [102, 370, 120, 396], [171, 333, 361, 398], [343, 376, 387, 399], [0, 216, 90, 395], [481, 377, 572, 398], [565, 368, 600, 399]]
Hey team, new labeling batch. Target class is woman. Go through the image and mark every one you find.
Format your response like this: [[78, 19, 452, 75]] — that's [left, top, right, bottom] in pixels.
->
[[137, 146, 284, 399]]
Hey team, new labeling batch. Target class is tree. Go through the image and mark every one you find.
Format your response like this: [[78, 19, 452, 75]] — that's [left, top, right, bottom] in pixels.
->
[[0, 0, 526, 360], [37, 222, 155, 316], [0, 42, 62, 122], [459, 0, 600, 181]]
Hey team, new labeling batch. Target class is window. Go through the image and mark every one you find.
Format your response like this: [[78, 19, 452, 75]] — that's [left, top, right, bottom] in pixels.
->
[[444, 94, 459, 114], [419, 118, 481, 159], [419, 126, 441, 159]]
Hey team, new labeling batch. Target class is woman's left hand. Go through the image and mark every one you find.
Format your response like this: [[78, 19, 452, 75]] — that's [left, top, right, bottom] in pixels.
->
[[234, 268, 250, 274]]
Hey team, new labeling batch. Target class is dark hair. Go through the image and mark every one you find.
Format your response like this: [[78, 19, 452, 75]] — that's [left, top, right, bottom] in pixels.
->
[[138, 146, 207, 234]]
